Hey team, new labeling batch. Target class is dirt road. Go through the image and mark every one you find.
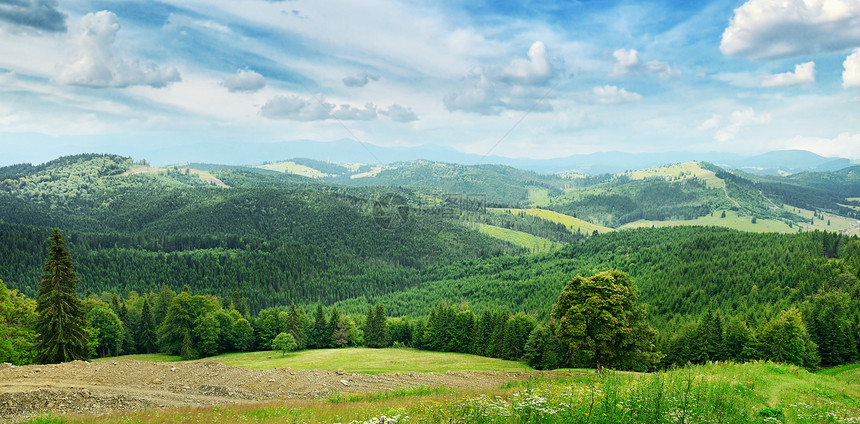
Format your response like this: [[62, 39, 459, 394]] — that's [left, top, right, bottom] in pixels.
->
[[0, 360, 537, 422]]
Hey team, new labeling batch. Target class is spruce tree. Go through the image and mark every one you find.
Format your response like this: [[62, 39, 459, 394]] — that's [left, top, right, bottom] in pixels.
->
[[35, 229, 89, 364], [139, 299, 157, 353], [310, 303, 328, 348], [327, 305, 340, 348]]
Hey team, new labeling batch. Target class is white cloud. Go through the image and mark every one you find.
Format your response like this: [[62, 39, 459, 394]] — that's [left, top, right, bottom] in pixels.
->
[[342, 72, 380, 88], [700, 108, 771, 142], [331, 103, 377, 120], [585, 85, 642, 104], [444, 41, 560, 115], [55, 11, 180, 88], [259, 95, 378, 121], [496, 41, 555, 85], [611, 48, 679, 78], [761, 61, 815, 87], [0, 0, 66, 32], [785, 132, 860, 157], [380, 104, 418, 122], [844, 48, 860, 88], [721, 0, 860, 59], [221, 68, 265, 92]]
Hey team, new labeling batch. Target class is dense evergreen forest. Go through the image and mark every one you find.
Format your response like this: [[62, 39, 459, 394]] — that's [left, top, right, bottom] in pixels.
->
[[1, 154, 859, 372]]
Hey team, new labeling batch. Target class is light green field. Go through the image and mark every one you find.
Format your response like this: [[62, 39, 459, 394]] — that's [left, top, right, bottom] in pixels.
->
[[526, 187, 551, 206], [102, 348, 530, 374], [783, 204, 860, 236], [473, 223, 561, 253], [41, 361, 860, 424], [618, 210, 795, 233], [255, 161, 332, 178], [490, 208, 615, 234], [92, 353, 182, 362], [187, 168, 230, 188], [624, 161, 725, 189]]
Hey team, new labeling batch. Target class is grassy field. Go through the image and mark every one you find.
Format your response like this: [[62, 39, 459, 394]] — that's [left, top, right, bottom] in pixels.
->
[[255, 161, 333, 178], [30, 361, 860, 423], [526, 187, 552, 206], [624, 161, 725, 189], [92, 353, 182, 363], [473, 223, 562, 253], [783, 204, 860, 236], [619, 210, 796, 233], [489, 208, 615, 234], [100, 348, 532, 374]]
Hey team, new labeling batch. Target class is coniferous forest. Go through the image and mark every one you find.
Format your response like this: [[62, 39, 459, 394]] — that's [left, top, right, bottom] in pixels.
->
[[1, 154, 859, 372]]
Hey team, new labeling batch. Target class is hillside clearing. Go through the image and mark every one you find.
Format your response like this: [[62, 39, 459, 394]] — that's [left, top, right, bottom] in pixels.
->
[[623, 161, 725, 189], [489, 208, 614, 234], [618, 210, 795, 233], [254, 161, 333, 178], [472, 223, 562, 253]]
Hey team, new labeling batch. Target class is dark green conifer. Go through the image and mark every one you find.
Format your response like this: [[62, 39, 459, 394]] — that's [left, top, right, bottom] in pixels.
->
[[35, 229, 89, 364]]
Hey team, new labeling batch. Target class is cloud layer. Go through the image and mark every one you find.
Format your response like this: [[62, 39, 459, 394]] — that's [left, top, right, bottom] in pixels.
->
[[55, 11, 180, 88], [0, 0, 66, 32], [721, 0, 860, 59], [260, 95, 415, 122]]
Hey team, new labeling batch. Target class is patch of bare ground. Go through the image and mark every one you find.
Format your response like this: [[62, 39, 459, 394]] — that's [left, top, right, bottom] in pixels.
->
[[0, 360, 538, 422]]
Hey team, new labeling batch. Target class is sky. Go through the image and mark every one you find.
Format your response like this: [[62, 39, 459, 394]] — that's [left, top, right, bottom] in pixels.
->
[[2, 0, 860, 166]]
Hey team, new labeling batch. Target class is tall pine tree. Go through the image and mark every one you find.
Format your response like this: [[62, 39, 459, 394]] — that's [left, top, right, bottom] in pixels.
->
[[35, 229, 89, 364], [138, 299, 157, 353]]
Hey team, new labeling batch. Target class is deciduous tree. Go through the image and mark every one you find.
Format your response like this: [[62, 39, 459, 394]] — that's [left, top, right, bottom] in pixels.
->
[[551, 269, 658, 372]]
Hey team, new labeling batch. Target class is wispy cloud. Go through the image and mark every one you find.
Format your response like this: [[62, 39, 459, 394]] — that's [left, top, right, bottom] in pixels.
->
[[611, 48, 679, 79], [0, 0, 66, 32], [444, 41, 561, 115], [582, 85, 642, 104], [700, 108, 771, 142], [342, 72, 380, 88]]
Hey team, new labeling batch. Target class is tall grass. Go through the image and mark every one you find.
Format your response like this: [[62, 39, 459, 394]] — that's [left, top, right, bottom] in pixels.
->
[[19, 362, 860, 424]]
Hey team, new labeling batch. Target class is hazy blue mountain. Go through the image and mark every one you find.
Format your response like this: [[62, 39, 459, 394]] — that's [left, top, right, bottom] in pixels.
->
[[2, 134, 851, 175]]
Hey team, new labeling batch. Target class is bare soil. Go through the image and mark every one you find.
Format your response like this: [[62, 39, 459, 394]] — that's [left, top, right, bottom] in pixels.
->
[[0, 360, 537, 422]]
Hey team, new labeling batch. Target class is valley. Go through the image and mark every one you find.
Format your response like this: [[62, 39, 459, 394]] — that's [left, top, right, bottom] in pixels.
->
[[1, 153, 859, 423]]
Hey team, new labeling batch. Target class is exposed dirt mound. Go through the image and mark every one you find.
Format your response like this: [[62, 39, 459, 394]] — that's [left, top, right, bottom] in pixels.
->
[[0, 360, 536, 422]]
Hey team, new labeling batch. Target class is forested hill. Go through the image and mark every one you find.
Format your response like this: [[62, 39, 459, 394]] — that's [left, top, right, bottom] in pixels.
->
[[334, 226, 859, 331], [2, 153, 859, 317], [0, 154, 522, 309]]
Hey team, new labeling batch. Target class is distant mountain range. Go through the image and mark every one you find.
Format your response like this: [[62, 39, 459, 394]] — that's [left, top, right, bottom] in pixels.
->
[[3, 135, 854, 175]]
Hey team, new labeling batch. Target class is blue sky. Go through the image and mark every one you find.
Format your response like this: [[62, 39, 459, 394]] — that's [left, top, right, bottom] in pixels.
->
[[2, 0, 860, 165]]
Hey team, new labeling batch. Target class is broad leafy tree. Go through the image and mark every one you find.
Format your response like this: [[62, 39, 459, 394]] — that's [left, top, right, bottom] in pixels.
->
[[35, 229, 90, 364], [272, 332, 297, 356], [86, 305, 124, 357], [551, 269, 658, 372]]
